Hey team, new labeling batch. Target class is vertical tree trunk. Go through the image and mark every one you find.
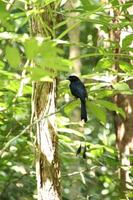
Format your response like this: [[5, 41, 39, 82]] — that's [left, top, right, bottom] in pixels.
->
[[64, 0, 81, 76], [34, 81, 61, 200], [64, 0, 84, 125], [100, 0, 133, 196], [30, 3, 61, 200], [115, 81, 133, 192], [110, 1, 133, 195]]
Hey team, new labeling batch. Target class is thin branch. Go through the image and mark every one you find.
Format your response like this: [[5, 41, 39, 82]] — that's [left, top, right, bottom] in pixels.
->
[[0, 101, 74, 157], [6, 0, 16, 11], [70, 53, 133, 61], [61, 166, 97, 178]]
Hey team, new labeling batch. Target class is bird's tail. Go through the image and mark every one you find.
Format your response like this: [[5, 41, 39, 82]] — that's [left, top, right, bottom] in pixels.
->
[[80, 99, 87, 122]]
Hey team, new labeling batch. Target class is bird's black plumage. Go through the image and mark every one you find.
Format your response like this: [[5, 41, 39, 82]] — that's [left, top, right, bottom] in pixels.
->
[[68, 75, 87, 122]]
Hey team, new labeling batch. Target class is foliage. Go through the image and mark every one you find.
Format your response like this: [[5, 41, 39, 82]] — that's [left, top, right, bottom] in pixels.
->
[[0, 0, 133, 200]]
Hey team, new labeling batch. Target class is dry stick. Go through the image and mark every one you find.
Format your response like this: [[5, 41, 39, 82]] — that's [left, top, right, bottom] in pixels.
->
[[62, 166, 97, 178]]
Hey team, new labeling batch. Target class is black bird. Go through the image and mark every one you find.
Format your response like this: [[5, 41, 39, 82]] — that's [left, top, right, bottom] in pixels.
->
[[67, 75, 87, 122]]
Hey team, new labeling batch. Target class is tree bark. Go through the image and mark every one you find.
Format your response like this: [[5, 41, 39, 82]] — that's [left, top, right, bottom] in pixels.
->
[[34, 81, 61, 200], [115, 81, 133, 192], [64, 0, 81, 76], [100, 0, 133, 195], [29, 3, 61, 200], [110, 1, 133, 195]]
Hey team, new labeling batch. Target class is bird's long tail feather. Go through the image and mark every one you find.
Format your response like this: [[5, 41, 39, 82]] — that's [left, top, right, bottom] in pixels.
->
[[81, 99, 87, 122]]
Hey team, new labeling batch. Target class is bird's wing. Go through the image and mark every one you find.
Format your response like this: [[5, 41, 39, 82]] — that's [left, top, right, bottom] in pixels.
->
[[70, 81, 87, 99]]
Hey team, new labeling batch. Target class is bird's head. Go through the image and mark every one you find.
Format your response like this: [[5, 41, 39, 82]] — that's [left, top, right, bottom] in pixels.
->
[[67, 75, 80, 82]]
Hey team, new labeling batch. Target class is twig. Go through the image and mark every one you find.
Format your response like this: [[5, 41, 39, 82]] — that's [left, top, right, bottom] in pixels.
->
[[0, 101, 74, 156], [61, 166, 97, 178], [6, 0, 16, 11]]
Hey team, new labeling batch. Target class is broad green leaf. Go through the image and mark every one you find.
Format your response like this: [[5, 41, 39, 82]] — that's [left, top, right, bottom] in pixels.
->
[[39, 57, 70, 71], [103, 145, 115, 154], [96, 100, 125, 118], [0, 69, 14, 78], [40, 41, 63, 57], [58, 134, 72, 143], [87, 101, 106, 124], [122, 34, 133, 48], [113, 82, 130, 91], [119, 61, 133, 72], [111, 0, 120, 6], [80, 0, 102, 12], [0, 2, 9, 20], [113, 82, 133, 95], [6, 80, 20, 92], [59, 137, 75, 152], [95, 58, 113, 71], [64, 100, 80, 116], [90, 83, 109, 91], [30, 67, 53, 81], [96, 90, 113, 98], [24, 38, 39, 59], [0, 2, 14, 31], [58, 128, 84, 138], [37, 41, 70, 71], [5, 46, 21, 68], [90, 147, 104, 157]]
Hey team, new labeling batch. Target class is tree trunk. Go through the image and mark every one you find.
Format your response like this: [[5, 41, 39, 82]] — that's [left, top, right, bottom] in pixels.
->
[[115, 80, 133, 192], [34, 81, 61, 200], [100, 0, 133, 195], [110, 1, 133, 195], [29, 3, 61, 200], [64, 0, 81, 76]]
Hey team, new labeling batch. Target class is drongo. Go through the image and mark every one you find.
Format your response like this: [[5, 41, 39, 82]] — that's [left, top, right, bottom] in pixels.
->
[[67, 75, 87, 122]]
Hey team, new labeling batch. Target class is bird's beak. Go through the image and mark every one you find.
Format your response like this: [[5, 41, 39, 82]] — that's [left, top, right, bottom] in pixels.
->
[[66, 77, 69, 81]]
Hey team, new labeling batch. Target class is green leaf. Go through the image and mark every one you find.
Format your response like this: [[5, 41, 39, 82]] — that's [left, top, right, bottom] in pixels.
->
[[90, 83, 109, 91], [95, 58, 113, 71], [80, 0, 102, 12], [113, 82, 130, 91], [113, 82, 133, 95], [90, 147, 104, 157], [0, 2, 9, 20], [37, 41, 70, 71], [0, 2, 14, 31], [30, 67, 53, 81], [96, 100, 125, 118], [24, 38, 39, 59], [111, 0, 120, 6], [40, 41, 62, 58], [122, 34, 133, 48], [45, 0, 56, 5], [87, 101, 106, 125], [0, 69, 14, 79], [64, 100, 80, 116], [0, 61, 5, 68], [96, 90, 113, 98], [5, 46, 21, 68], [119, 61, 133, 72], [58, 128, 84, 138], [58, 134, 72, 143]]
